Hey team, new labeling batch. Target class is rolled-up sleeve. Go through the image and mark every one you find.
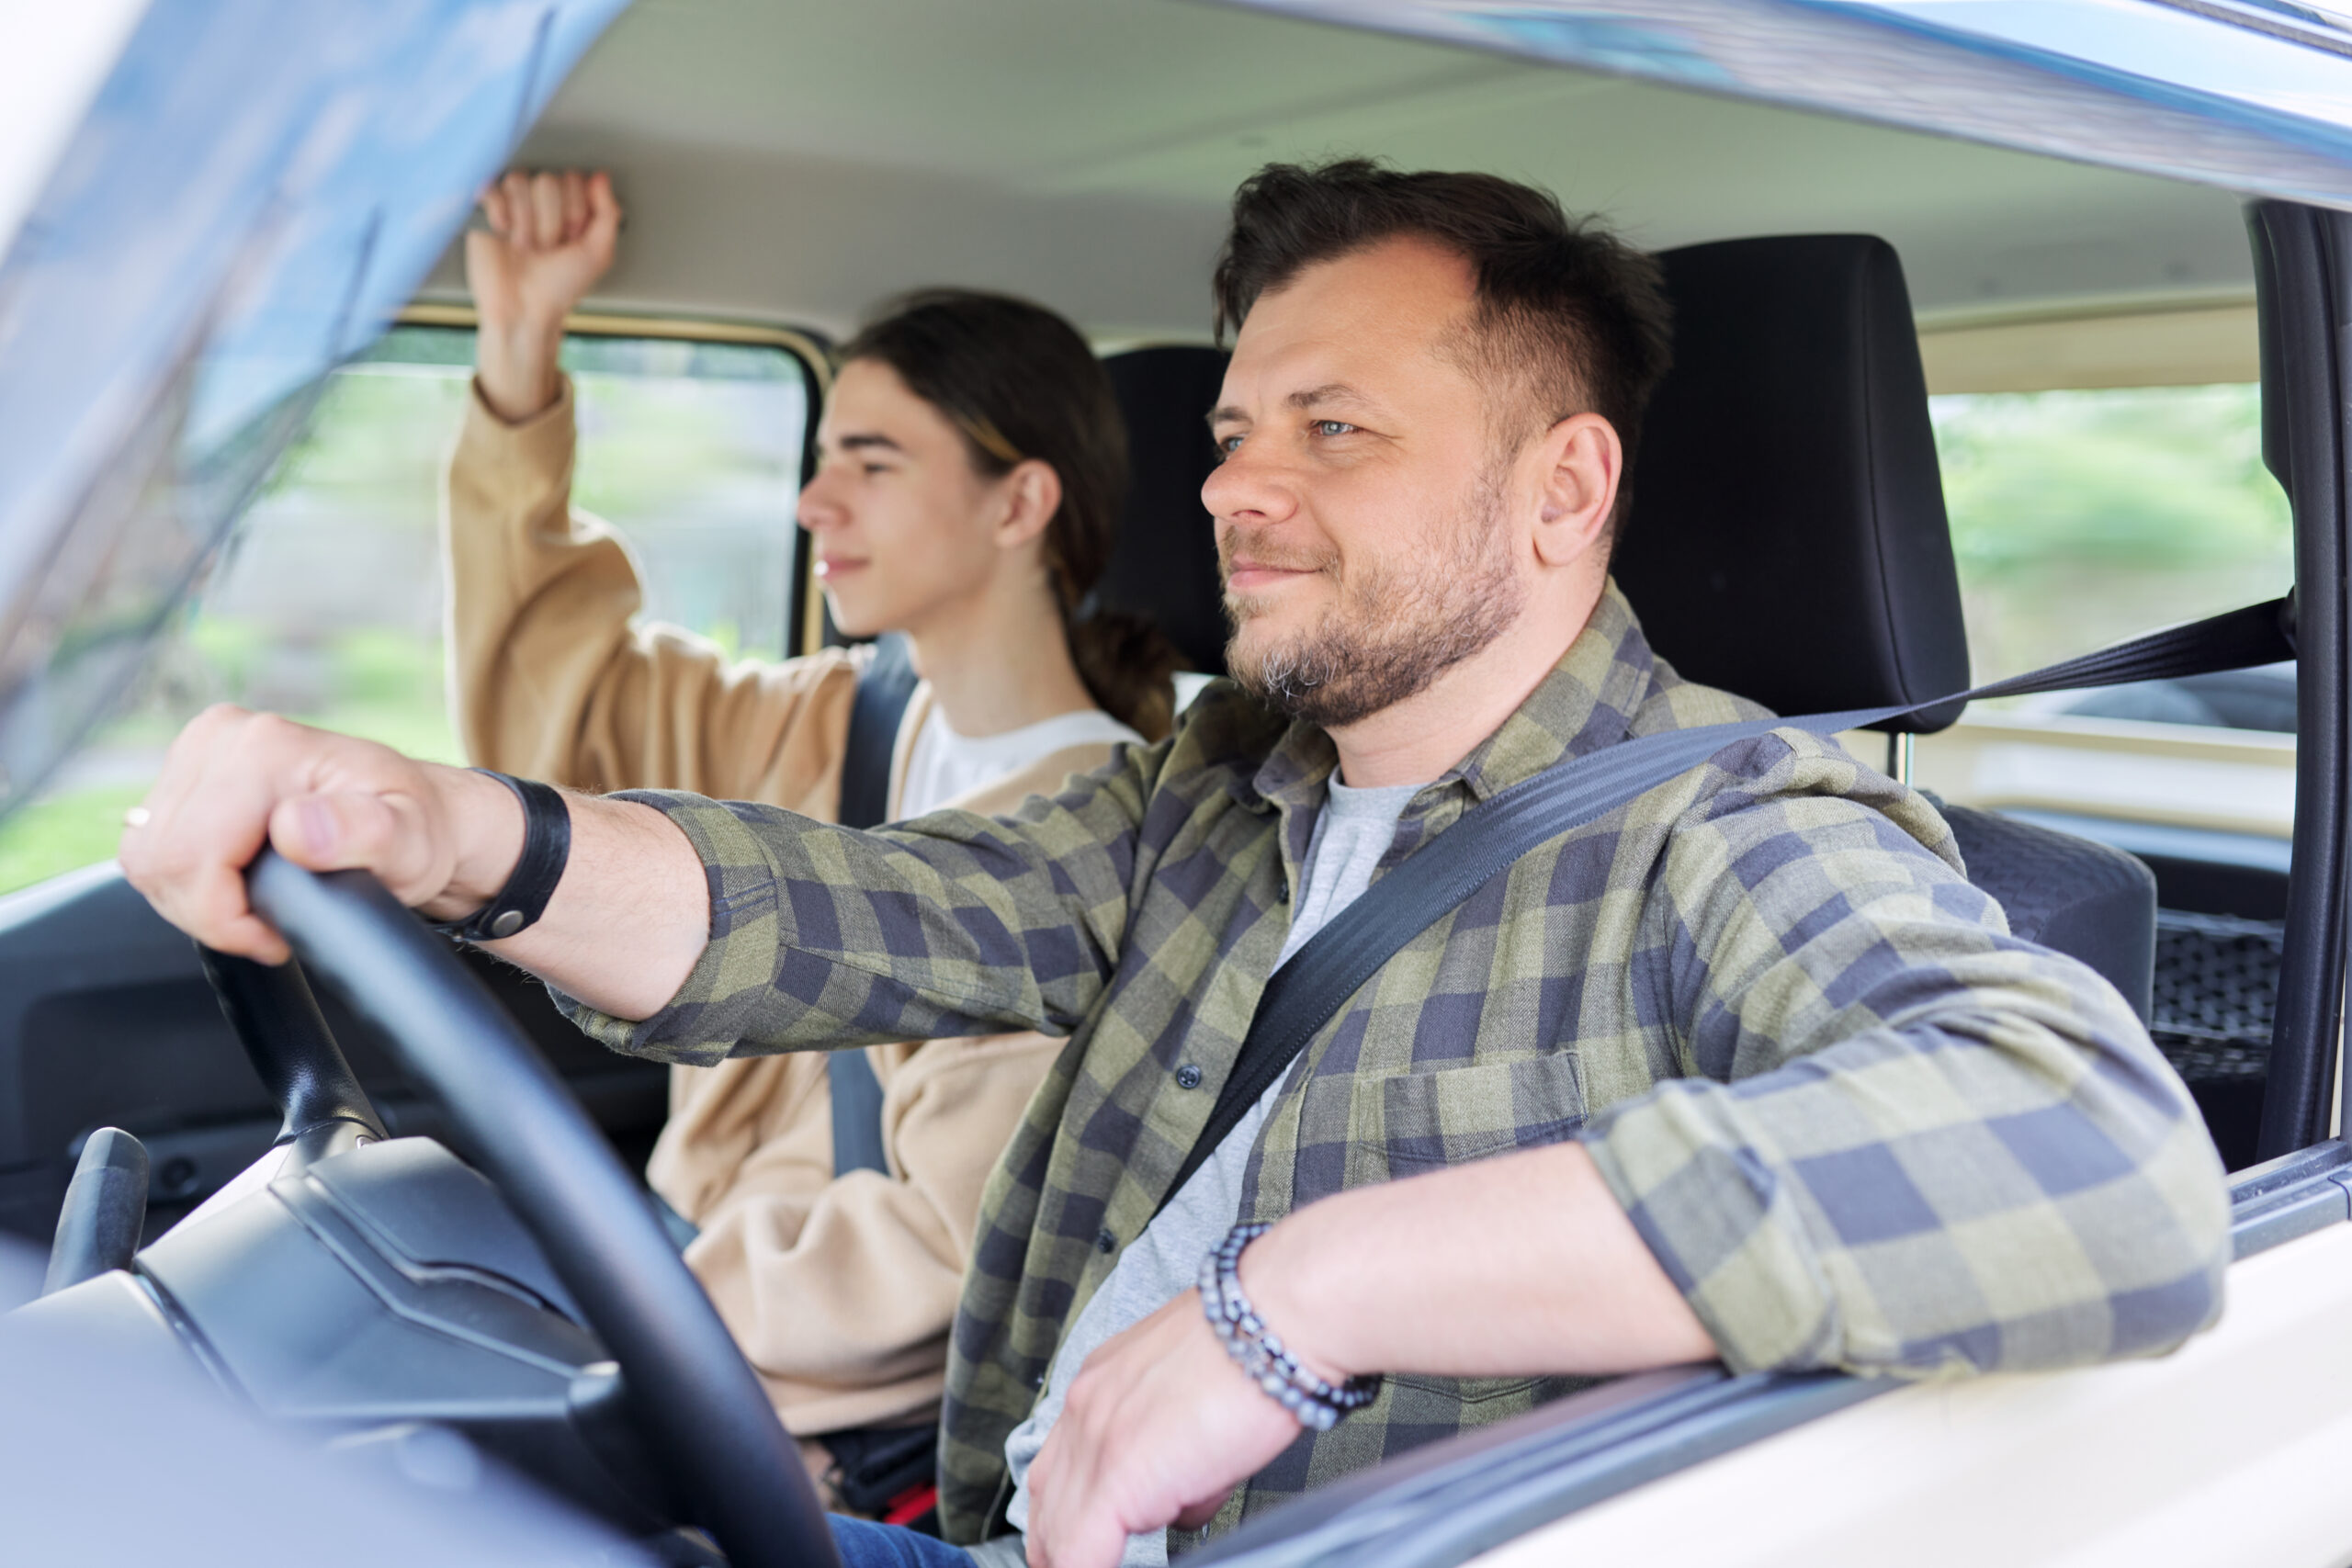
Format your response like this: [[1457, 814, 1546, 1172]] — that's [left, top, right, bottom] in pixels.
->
[[1582, 735, 2232, 1379], [554, 746, 1160, 1066]]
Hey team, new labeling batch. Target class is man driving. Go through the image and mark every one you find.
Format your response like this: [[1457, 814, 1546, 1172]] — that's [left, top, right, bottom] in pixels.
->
[[119, 160, 2232, 1568]]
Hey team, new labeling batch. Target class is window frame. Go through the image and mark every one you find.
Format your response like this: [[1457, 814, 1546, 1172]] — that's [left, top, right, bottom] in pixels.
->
[[2245, 201, 2352, 1162], [394, 302, 831, 660]]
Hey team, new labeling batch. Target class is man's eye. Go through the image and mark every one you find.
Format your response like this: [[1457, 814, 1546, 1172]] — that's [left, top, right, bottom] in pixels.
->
[[1216, 434, 1244, 457], [1312, 420, 1356, 437]]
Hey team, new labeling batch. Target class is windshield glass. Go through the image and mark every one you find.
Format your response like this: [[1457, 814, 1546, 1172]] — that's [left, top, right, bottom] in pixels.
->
[[0, 0, 627, 829]]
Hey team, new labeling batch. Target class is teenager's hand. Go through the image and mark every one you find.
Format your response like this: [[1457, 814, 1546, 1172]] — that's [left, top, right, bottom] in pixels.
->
[[118, 706, 522, 964], [1022, 1289, 1306, 1568], [467, 168, 621, 423]]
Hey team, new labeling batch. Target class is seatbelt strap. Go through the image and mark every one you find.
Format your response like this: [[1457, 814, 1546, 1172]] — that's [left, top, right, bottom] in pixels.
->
[[1157, 594, 2296, 1212], [831, 634, 920, 1179], [838, 634, 919, 829]]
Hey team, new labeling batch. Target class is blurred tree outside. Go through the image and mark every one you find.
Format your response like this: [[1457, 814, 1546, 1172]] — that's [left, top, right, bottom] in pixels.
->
[[1931, 384, 2292, 686]]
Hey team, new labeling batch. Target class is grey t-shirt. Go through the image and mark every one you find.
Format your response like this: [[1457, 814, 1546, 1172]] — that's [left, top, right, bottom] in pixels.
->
[[998, 776, 1423, 1564]]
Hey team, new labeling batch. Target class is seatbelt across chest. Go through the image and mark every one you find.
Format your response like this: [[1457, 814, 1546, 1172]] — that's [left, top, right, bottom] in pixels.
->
[[1156, 594, 2297, 1212], [830, 634, 920, 1179]]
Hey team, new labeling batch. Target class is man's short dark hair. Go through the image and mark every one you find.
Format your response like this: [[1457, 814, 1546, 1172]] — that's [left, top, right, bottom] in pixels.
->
[[1212, 159, 1673, 535]]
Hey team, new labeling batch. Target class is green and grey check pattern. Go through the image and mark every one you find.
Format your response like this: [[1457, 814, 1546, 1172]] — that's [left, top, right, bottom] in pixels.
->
[[560, 581, 2231, 1545]]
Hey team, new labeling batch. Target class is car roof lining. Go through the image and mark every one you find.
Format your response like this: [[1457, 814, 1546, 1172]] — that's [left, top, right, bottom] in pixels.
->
[[413, 0, 2258, 346]]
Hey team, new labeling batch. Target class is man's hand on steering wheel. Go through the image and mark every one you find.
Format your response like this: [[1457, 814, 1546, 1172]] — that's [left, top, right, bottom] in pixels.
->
[[1023, 1288, 1306, 1568], [119, 705, 521, 964]]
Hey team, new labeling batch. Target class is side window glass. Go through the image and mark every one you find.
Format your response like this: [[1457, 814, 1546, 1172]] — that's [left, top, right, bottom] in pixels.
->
[[1932, 381, 2293, 711], [0, 321, 816, 894], [1917, 330, 2293, 1172]]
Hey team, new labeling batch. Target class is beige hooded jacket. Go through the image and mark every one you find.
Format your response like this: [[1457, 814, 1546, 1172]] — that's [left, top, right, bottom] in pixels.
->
[[443, 378, 1108, 1440]]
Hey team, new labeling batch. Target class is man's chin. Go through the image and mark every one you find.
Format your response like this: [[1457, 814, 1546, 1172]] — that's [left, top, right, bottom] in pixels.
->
[[1222, 622, 1285, 685]]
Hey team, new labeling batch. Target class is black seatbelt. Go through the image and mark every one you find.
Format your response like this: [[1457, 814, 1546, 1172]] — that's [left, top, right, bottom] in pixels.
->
[[1159, 595, 2296, 1211], [830, 634, 920, 1179], [839, 635, 919, 828]]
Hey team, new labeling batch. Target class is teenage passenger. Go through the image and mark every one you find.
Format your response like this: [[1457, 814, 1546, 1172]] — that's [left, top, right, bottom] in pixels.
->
[[447, 169, 1179, 1517], [126, 161, 2231, 1568]]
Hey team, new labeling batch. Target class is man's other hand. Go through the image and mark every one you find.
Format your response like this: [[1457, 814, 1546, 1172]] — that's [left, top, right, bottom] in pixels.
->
[[468, 168, 621, 423], [1023, 1290, 1304, 1568], [118, 706, 520, 964]]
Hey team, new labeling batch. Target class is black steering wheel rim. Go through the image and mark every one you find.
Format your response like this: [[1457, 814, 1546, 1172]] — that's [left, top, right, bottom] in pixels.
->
[[244, 850, 840, 1568]]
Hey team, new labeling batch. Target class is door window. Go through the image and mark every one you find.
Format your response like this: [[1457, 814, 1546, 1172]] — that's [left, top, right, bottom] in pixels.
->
[[0, 321, 817, 893], [1932, 381, 2292, 701]]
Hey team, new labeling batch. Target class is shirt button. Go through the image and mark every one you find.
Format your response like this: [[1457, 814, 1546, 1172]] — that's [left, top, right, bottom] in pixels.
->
[[1276, 879, 1291, 904], [1095, 1227, 1117, 1255], [1176, 1064, 1204, 1090]]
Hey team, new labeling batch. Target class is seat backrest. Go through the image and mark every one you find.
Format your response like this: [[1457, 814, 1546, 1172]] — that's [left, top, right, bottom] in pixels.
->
[[1940, 804, 2158, 1021], [1623, 232, 2154, 1016], [1099, 345, 1231, 678], [1619, 235, 1971, 732]]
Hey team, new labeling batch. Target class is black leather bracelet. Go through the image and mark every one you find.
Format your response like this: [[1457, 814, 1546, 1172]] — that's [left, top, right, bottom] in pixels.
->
[[1198, 1222, 1382, 1431], [427, 770, 571, 942]]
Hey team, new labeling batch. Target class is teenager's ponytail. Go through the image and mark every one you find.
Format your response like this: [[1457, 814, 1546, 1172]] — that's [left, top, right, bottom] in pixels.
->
[[841, 290, 1184, 739]]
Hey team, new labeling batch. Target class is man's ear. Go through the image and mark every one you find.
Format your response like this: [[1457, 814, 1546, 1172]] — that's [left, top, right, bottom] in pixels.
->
[[993, 457, 1064, 549], [1531, 412, 1621, 570]]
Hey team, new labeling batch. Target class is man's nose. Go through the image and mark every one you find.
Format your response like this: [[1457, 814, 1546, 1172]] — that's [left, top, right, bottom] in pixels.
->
[[1201, 437, 1295, 528]]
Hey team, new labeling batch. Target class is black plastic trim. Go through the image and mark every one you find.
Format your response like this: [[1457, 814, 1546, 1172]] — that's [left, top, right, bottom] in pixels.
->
[[2250, 201, 2352, 1161]]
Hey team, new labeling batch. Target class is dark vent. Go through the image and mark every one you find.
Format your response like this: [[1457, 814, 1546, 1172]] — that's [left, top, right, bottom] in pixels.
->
[[2150, 909, 2285, 1083]]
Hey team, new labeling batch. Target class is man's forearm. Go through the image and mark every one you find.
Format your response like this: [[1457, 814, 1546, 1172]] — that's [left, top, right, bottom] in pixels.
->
[[424, 763, 709, 1020], [1242, 1141, 1716, 1382]]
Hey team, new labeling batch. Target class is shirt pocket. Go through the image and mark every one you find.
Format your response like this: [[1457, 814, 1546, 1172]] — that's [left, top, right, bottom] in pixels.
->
[[1379, 1051, 1589, 1175]]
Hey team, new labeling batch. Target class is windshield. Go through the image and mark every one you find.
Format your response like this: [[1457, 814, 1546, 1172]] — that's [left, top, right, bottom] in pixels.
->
[[0, 0, 628, 826]]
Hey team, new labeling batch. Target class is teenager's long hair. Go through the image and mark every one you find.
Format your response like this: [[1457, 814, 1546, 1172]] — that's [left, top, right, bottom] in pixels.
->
[[842, 289, 1182, 739]]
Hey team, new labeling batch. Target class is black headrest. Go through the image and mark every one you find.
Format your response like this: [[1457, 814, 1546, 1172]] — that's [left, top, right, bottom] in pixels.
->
[[1617, 235, 1970, 730], [1100, 345, 1231, 676]]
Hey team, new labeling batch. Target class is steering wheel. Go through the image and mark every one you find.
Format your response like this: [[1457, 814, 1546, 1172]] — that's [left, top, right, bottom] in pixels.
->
[[240, 849, 840, 1568]]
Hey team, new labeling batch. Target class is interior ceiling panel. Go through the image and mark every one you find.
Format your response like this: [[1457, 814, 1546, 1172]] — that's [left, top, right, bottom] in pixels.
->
[[432, 0, 2254, 338]]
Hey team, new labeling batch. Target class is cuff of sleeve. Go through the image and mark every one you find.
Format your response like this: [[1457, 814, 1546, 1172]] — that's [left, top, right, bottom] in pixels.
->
[[1581, 1082, 1844, 1375], [548, 789, 794, 1067], [463, 373, 576, 460]]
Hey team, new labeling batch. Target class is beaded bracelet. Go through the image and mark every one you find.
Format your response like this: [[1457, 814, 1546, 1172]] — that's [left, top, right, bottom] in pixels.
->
[[1197, 1222, 1382, 1432]]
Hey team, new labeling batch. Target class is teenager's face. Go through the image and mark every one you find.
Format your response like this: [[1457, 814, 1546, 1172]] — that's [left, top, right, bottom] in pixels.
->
[[1204, 237, 1528, 729], [797, 358, 1011, 638]]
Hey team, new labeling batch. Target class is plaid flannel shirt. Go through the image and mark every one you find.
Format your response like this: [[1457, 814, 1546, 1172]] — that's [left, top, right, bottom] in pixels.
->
[[561, 581, 2231, 1545]]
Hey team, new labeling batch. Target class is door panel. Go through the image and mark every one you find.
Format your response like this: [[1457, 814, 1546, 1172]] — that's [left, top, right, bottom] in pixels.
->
[[0, 864, 666, 1246]]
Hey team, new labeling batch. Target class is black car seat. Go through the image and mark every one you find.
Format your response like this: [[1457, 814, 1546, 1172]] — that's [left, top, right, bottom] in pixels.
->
[[1099, 346, 1232, 679], [1096, 235, 2157, 1020], [1618, 234, 2156, 1020]]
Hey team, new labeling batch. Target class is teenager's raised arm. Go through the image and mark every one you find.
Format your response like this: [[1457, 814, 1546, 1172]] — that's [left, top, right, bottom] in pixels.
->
[[451, 169, 858, 813]]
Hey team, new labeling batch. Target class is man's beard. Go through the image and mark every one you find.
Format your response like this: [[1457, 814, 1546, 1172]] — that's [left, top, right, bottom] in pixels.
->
[[1222, 467, 1525, 729]]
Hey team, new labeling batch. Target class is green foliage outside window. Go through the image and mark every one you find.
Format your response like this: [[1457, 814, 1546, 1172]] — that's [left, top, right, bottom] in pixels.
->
[[1932, 384, 2293, 683]]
